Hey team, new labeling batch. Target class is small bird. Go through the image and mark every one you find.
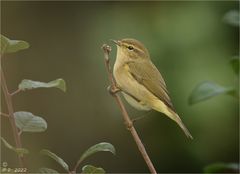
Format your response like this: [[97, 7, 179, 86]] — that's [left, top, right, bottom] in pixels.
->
[[112, 38, 193, 139]]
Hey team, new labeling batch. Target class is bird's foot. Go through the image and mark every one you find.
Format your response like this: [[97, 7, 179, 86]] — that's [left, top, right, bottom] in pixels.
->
[[107, 85, 121, 95], [125, 121, 133, 130]]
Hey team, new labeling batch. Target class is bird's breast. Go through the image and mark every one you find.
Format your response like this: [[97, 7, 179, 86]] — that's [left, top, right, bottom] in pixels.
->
[[113, 62, 133, 91], [113, 62, 153, 111]]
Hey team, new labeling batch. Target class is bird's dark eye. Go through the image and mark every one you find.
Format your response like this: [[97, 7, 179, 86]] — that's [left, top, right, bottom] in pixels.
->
[[127, 46, 134, 50]]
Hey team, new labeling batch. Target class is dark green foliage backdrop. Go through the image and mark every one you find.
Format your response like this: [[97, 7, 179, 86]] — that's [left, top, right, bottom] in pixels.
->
[[1, 1, 239, 173]]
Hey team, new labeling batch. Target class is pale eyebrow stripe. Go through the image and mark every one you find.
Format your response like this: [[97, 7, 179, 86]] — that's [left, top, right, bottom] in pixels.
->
[[134, 47, 145, 57], [123, 43, 144, 54], [122, 43, 146, 59]]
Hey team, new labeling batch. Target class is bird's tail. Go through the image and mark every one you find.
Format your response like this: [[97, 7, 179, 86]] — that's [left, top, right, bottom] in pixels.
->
[[169, 111, 193, 139], [152, 102, 193, 139], [173, 113, 193, 139]]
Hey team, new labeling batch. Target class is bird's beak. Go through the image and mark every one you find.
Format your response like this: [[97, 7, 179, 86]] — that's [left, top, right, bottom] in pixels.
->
[[110, 39, 121, 46]]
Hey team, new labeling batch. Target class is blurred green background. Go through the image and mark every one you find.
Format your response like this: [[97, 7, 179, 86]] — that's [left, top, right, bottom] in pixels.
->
[[1, 1, 239, 173]]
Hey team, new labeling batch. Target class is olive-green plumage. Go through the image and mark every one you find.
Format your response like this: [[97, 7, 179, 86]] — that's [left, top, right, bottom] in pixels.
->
[[113, 38, 193, 139]]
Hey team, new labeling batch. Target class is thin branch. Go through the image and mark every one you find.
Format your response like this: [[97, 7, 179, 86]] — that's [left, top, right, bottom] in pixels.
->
[[11, 88, 21, 96], [18, 130, 22, 136], [72, 158, 83, 172], [101, 44, 157, 174], [1, 65, 26, 168], [0, 112, 9, 117]]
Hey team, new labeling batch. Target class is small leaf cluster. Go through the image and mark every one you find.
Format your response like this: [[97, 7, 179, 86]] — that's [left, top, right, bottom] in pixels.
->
[[188, 10, 239, 105], [187, 10, 239, 174], [1, 34, 66, 153], [1, 35, 115, 173], [40, 142, 115, 173]]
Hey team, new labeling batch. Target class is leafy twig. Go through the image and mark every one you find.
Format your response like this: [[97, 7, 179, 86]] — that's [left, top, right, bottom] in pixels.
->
[[102, 44, 157, 174], [0, 65, 26, 167]]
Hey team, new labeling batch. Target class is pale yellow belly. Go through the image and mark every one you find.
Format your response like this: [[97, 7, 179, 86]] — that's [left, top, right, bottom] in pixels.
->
[[122, 92, 151, 111]]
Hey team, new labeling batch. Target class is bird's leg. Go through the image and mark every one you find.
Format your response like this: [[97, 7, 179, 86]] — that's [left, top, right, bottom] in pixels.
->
[[131, 110, 153, 124], [107, 85, 121, 95], [131, 115, 147, 123]]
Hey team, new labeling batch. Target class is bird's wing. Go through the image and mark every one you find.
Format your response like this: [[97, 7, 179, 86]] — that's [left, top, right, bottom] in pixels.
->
[[127, 60, 175, 112]]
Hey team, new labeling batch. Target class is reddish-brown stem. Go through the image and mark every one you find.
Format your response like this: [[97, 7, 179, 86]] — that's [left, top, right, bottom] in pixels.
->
[[72, 158, 83, 172], [102, 44, 157, 174], [0, 112, 9, 117], [0, 65, 25, 167], [11, 88, 21, 96]]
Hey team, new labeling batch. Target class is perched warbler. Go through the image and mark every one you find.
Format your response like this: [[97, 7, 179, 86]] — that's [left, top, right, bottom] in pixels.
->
[[112, 38, 193, 139]]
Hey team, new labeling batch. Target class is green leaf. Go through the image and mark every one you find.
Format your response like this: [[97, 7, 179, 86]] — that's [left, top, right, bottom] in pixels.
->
[[223, 10, 240, 27], [38, 168, 59, 173], [40, 149, 69, 172], [189, 81, 235, 105], [78, 142, 116, 164], [1, 137, 29, 156], [0, 34, 29, 54], [230, 56, 239, 75], [82, 165, 105, 174], [14, 111, 47, 132], [204, 162, 239, 173], [18, 79, 66, 92]]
